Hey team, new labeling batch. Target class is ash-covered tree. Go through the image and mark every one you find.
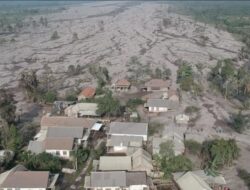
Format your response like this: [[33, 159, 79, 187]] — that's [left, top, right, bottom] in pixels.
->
[[0, 89, 16, 124]]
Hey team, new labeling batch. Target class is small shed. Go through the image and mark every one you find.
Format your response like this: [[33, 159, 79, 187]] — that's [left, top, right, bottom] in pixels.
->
[[175, 114, 190, 124]]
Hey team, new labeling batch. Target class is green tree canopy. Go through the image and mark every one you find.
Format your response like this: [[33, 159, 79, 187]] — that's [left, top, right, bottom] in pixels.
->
[[97, 91, 122, 117], [0, 89, 16, 124]]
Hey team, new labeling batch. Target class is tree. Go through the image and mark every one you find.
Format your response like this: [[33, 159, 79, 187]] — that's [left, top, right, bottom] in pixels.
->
[[42, 91, 57, 104], [72, 32, 79, 41], [160, 155, 193, 178], [50, 31, 59, 40], [230, 111, 249, 133], [184, 140, 202, 155], [19, 70, 39, 101], [19, 152, 62, 172], [72, 147, 89, 170], [162, 68, 171, 79], [97, 91, 122, 117], [159, 140, 175, 158], [201, 139, 240, 172], [0, 89, 16, 124], [4, 125, 22, 152]]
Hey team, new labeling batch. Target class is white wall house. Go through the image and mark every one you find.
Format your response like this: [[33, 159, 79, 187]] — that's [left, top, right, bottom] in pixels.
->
[[44, 138, 74, 160], [145, 99, 178, 113]]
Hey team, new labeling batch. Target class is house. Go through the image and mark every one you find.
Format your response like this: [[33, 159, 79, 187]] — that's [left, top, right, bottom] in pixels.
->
[[113, 79, 131, 91], [145, 99, 178, 113], [65, 103, 99, 117], [173, 170, 226, 190], [44, 137, 74, 159], [99, 156, 132, 171], [106, 135, 143, 155], [40, 116, 97, 130], [144, 79, 171, 92], [0, 165, 59, 190], [108, 122, 148, 141], [175, 114, 190, 124], [28, 116, 100, 156], [173, 171, 212, 190], [131, 148, 153, 175], [84, 171, 149, 190], [98, 149, 153, 174], [78, 87, 96, 101]]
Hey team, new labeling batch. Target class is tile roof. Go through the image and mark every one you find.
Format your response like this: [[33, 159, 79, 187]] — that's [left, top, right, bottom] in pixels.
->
[[79, 87, 96, 98], [109, 122, 148, 136], [41, 116, 96, 129], [44, 137, 74, 150], [145, 79, 171, 88], [99, 156, 132, 171], [1, 171, 49, 188], [115, 79, 131, 86], [46, 127, 84, 139]]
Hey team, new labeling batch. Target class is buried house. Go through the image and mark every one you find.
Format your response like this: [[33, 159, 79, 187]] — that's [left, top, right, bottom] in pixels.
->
[[145, 99, 178, 113]]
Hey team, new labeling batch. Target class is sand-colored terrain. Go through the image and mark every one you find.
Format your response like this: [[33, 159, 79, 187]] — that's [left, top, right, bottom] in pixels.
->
[[0, 1, 242, 93]]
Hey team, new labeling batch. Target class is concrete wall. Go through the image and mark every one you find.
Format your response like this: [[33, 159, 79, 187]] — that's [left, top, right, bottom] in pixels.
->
[[111, 134, 147, 141], [45, 149, 71, 159], [149, 107, 168, 113]]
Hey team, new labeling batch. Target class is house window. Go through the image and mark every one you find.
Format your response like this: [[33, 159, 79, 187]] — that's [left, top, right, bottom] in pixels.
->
[[63, 151, 67, 155], [56, 151, 60, 155]]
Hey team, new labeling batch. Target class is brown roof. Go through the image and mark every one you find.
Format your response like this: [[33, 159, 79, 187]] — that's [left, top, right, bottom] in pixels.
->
[[41, 116, 96, 129], [44, 137, 74, 150], [1, 171, 49, 188], [79, 87, 96, 98], [145, 79, 171, 88], [115, 79, 131, 87]]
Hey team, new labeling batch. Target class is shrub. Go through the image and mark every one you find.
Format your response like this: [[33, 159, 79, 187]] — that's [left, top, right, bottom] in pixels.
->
[[184, 140, 202, 155], [148, 122, 164, 136], [43, 91, 57, 103], [50, 31, 59, 40], [126, 98, 145, 110]]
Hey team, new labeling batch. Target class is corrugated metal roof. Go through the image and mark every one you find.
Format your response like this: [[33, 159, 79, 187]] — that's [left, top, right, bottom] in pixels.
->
[[44, 137, 74, 150], [107, 135, 143, 147], [109, 122, 148, 136], [90, 171, 127, 187], [146, 99, 178, 109]]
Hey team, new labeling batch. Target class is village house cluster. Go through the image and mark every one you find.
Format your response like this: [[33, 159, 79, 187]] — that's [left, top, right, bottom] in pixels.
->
[[0, 79, 227, 190]]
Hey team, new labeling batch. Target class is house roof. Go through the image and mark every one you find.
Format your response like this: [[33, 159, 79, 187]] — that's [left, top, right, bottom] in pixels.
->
[[0, 171, 49, 188], [41, 116, 96, 129], [44, 137, 74, 150], [131, 149, 153, 171], [146, 99, 178, 109], [89, 171, 147, 187], [65, 103, 99, 117], [99, 156, 132, 171], [27, 141, 44, 154], [107, 135, 143, 147], [79, 87, 96, 98], [176, 171, 212, 190], [145, 79, 171, 88], [109, 122, 148, 136], [47, 127, 84, 139], [173, 170, 226, 185], [115, 79, 131, 87], [126, 171, 147, 186], [90, 171, 127, 187]]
